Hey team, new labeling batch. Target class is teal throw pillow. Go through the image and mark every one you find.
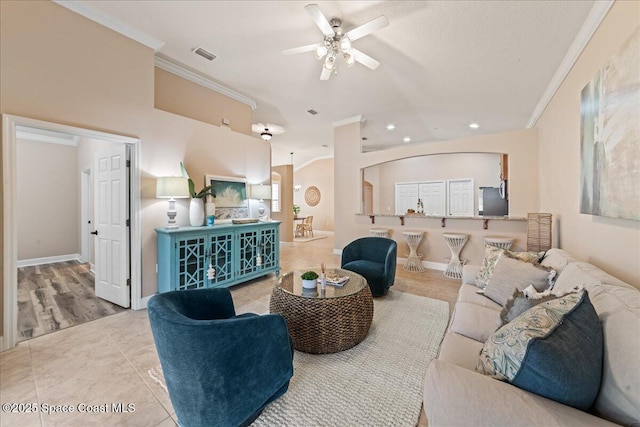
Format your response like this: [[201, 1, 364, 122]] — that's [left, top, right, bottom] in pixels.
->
[[477, 290, 603, 410]]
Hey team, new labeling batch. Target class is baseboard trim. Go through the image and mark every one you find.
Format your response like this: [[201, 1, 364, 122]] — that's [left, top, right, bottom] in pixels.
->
[[136, 295, 152, 310], [333, 249, 343, 256], [17, 253, 81, 268], [0, 335, 6, 353], [397, 257, 447, 272]]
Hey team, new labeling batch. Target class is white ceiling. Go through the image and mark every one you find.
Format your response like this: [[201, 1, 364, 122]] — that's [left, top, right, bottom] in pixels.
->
[[72, 0, 596, 167]]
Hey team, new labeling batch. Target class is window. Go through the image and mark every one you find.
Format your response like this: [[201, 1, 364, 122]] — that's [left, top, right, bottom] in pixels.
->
[[271, 183, 280, 212]]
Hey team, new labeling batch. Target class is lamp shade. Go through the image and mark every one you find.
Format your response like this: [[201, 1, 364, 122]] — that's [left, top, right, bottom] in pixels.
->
[[250, 184, 272, 200], [156, 177, 190, 198]]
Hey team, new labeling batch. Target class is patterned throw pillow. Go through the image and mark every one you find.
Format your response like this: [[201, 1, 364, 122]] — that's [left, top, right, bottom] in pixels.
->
[[477, 290, 603, 410], [475, 245, 541, 289]]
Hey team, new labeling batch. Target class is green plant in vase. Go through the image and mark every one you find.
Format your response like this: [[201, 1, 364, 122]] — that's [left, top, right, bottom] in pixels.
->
[[293, 204, 301, 218], [300, 270, 318, 289], [180, 162, 216, 226]]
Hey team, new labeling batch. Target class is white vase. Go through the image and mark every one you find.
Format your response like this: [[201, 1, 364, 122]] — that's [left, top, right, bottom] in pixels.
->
[[205, 196, 216, 217], [302, 279, 317, 289], [189, 198, 205, 226]]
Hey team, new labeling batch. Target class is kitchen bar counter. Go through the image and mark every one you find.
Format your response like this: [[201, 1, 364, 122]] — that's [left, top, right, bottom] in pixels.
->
[[357, 213, 526, 229]]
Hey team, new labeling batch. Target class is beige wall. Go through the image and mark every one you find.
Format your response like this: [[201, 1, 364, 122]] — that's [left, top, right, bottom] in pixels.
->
[[536, 0, 640, 288], [294, 158, 335, 232], [272, 165, 294, 242], [367, 153, 502, 215], [154, 67, 252, 136], [335, 127, 537, 266], [17, 139, 79, 260], [0, 0, 268, 340]]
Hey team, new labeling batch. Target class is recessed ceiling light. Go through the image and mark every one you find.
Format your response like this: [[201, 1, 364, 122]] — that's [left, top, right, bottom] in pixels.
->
[[386, 124, 395, 131], [403, 137, 411, 143], [469, 122, 480, 129]]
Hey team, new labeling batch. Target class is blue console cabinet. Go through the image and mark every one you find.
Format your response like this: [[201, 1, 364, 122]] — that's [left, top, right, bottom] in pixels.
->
[[155, 221, 280, 293]]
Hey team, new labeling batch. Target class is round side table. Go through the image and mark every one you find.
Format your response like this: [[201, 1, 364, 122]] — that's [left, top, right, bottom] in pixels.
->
[[402, 231, 425, 272], [483, 236, 514, 250], [443, 233, 468, 279], [370, 228, 390, 238]]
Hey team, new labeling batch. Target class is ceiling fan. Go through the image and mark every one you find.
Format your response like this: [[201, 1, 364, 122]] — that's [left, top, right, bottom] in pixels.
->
[[282, 4, 389, 80], [252, 123, 285, 141]]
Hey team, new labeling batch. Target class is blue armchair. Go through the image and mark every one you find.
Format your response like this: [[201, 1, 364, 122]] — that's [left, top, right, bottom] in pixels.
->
[[341, 237, 397, 297], [148, 288, 294, 427]]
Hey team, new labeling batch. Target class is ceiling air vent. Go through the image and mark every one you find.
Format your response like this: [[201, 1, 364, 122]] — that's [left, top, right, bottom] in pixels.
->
[[307, 109, 318, 115], [192, 46, 216, 61]]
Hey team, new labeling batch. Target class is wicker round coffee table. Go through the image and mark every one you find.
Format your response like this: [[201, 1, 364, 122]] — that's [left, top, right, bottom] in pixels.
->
[[270, 269, 373, 354]]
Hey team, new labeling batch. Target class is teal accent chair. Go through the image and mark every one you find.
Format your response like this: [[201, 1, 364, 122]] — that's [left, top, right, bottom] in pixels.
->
[[148, 288, 294, 427], [341, 237, 397, 297]]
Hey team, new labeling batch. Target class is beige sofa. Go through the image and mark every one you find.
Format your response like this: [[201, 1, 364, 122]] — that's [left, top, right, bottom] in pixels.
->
[[423, 249, 640, 426]]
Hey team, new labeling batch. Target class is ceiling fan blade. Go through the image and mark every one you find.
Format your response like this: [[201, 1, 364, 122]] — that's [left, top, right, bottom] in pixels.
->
[[345, 15, 389, 41], [282, 43, 319, 55], [351, 48, 380, 70], [320, 67, 332, 81], [305, 4, 334, 37]]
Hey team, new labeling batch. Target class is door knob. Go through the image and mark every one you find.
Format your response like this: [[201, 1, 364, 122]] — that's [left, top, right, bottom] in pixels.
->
[[91, 230, 98, 236]]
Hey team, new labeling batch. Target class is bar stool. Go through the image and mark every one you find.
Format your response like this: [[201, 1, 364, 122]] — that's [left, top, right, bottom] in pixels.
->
[[402, 231, 425, 272], [443, 233, 468, 279], [370, 228, 390, 238], [483, 236, 515, 250]]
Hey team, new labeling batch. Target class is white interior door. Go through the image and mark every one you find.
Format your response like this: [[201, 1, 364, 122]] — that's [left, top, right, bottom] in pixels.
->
[[94, 144, 130, 307], [447, 178, 474, 217]]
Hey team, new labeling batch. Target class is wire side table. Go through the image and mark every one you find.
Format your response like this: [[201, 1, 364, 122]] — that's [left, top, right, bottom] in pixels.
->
[[483, 236, 515, 250], [370, 228, 390, 238], [403, 231, 425, 272], [443, 233, 468, 279]]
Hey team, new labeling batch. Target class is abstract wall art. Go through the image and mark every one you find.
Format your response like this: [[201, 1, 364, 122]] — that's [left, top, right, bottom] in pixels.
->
[[580, 28, 639, 220]]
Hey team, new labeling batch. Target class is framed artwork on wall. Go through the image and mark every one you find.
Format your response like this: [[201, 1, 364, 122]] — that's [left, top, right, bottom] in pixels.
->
[[205, 175, 248, 220], [580, 28, 639, 220]]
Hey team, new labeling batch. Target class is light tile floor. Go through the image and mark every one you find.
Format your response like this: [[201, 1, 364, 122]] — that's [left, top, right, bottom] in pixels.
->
[[1, 233, 460, 427]]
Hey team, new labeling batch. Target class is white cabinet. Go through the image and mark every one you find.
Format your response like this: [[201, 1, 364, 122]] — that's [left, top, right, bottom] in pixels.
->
[[396, 179, 473, 216]]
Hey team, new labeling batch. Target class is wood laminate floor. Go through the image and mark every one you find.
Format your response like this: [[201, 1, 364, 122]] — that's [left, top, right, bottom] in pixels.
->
[[17, 261, 127, 342]]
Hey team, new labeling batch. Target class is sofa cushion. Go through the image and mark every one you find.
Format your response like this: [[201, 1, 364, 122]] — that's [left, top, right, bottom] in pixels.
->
[[456, 284, 502, 310], [424, 359, 620, 427], [449, 302, 502, 343], [552, 262, 640, 426], [475, 245, 542, 289], [437, 332, 485, 371], [484, 254, 555, 306], [540, 248, 577, 275], [477, 290, 603, 411]]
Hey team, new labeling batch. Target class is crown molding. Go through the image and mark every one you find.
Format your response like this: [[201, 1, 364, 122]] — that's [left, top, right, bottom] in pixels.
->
[[53, 0, 165, 51], [527, 0, 614, 128], [155, 57, 257, 110]]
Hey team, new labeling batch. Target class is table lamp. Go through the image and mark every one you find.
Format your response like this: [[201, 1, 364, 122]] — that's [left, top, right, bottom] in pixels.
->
[[250, 184, 272, 219], [156, 176, 190, 229]]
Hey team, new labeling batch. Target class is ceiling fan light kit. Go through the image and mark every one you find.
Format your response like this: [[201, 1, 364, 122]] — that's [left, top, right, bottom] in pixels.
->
[[260, 131, 273, 141], [283, 4, 389, 80]]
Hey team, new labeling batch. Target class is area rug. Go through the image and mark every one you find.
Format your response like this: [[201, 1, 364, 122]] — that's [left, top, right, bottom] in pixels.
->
[[148, 291, 449, 427]]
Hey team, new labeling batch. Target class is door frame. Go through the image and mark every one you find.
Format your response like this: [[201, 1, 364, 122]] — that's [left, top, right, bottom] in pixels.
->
[[2, 114, 143, 351], [80, 167, 93, 267]]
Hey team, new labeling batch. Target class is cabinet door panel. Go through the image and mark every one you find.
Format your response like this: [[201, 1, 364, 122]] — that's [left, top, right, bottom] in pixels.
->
[[237, 229, 259, 276], [176, 235, 207, 290], [260, 227, 278, 269], [208, 232, 234, 286]]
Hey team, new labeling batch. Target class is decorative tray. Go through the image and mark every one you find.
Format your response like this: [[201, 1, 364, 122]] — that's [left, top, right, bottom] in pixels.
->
[[232, 218, 259, 224]]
